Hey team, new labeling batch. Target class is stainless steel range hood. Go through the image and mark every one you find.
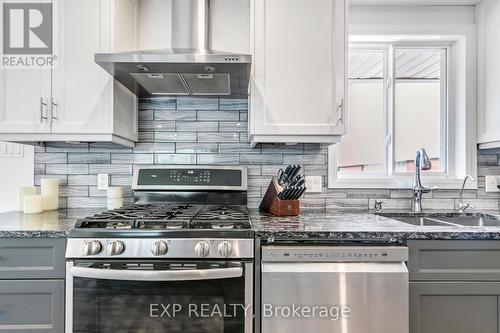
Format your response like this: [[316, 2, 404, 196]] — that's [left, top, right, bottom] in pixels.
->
[[95, 0, 251, 98]]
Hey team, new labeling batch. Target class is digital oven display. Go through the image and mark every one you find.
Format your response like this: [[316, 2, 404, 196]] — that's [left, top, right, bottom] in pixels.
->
[[137, 169, 242, 187]]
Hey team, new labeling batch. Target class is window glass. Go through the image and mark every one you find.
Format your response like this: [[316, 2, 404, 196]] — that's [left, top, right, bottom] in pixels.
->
[[338, 50, 385, 173], [394, 49, 444, 173]]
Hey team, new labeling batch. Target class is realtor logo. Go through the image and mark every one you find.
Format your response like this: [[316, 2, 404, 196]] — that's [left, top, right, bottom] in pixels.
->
[[3, 2, 53, 54]]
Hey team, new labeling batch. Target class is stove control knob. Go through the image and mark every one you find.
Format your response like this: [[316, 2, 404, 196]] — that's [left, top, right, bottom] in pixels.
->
[[218, 241, 233, 257], [151, 240, 168, 256], [107, 241, 125, 256], [83, 240, 102, 256], [195, 241, 210, 257]]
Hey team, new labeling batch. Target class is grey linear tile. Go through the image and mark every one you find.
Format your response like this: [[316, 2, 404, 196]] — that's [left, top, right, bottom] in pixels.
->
[[477, 189, 500, 198], [59, 186, 89, 197], [68, 175, 97, 186], [239, 165, 262, 176], [34, 164, 45, 175], [219, 143, 260, 154], [261, 143, 304, 154], [139, 132, 155, 143], [110, 175, 133, 186], [239, 133, 249, 143], [176, 121, 218, 132], [111, 154, 154, 164], [348, 189, 390, 199], [154, 110, 196, 121], [139, 120, 176, 132], [156, 132, 197, 142], [368, 198, 413, 210], [247, 197, 261, 209], [58, 197, 68, 209], [177, 97, 218, 110], [176, 143, 218, 154], [88, 164, 132, 175], [35, 175, 67, 186], [433, 189, 475, 199], [477, 148, 500, 155], [304, 143, 329, 154], [197, 111, 239, 121], [138, 109, 153, 121], [133, 143, 175, 153], [198, 132, 239, 143], [304, 189, 348, 199], [478, 154, 499, 166], [35, 153, 67, 164], [89, 186, 132, 198], [248, 176, 274, 187], [68, 197, 107, 208], [417, 199, 455, 210], [240, 154, 282, 165], [220, 98, 248, 110], [197, 154, 239, 165], [303, 165, 328, 177], [283, 154, 327, 165], [139, 97, 176, 110], [46, 164, 88, 175], [155, 154, 197, 164], [34, 145, 45, 153], [89, 143, 132, 153], [326, 198, 369, 212], [261, 165, 287, 176], [67, 153, 110, 164], [240, 111, 248, 121], [45, 142, 89, 153], [300, 198, 327, 212], [458, 199, 499, 210], [248, 187, 262, 198], [478, 165, 500, 176], [219, 121, 247, 132]]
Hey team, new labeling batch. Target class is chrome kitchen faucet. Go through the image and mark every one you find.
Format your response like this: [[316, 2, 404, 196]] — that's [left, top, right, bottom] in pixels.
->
[[412, 148, 436, 212]]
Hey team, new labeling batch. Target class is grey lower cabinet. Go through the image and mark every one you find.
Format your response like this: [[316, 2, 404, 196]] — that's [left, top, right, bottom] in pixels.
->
[[0, 238, 66, 333], [409, 240, 500, 333]]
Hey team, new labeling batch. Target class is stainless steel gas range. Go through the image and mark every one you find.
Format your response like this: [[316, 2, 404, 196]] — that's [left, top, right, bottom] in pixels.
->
[[65, 166, 254, 333]]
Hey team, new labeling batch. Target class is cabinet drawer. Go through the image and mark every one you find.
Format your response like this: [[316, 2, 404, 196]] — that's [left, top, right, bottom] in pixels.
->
[[0, 238, 66, 279], [0, 280, 64, 333], [409, 240, 500, 281]]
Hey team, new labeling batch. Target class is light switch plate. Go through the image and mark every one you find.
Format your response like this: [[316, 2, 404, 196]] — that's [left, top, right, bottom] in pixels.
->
[[98, 174, 109, 190], [305, 176, 322, 193], [485, 175, 500, 192]]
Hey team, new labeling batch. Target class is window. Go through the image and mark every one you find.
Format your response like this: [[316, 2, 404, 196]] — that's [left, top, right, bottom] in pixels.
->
[[329, 35, 477, 189]]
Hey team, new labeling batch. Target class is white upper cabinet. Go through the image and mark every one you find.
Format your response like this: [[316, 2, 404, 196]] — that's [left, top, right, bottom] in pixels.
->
[[249, 0, 347, 146], [477, 0, 500, 149], [0, 0, 139, 147]]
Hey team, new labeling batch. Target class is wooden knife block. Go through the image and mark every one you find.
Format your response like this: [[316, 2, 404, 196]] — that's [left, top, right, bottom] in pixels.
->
[[259, 177, 300, 216]]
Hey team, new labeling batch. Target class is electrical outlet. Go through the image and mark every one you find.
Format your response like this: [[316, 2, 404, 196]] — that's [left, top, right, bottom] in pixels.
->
[[485, 175, 500, 192], [98, 174, 109, 190], [305, 176, 322, 193]]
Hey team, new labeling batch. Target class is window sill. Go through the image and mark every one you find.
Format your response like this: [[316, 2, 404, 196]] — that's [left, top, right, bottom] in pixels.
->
[[329, 177, 477, 190]]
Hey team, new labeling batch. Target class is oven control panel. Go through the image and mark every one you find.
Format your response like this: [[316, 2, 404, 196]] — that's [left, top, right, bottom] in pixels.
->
[[66, 238, 254, 259], [262, 246, 408, 262]]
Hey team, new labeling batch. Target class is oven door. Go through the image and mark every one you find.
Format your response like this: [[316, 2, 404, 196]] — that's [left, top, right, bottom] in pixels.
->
[[66, 260, 253, 333]]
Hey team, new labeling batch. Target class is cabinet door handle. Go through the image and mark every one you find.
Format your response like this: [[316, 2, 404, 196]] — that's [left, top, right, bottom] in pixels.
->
[[40, 97, 48, 123], [336, 98, 344, 124], [51, 98, 58, 121]]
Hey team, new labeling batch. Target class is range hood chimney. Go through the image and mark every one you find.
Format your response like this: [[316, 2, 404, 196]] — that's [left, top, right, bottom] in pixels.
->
[[95, 0, 251, 98]]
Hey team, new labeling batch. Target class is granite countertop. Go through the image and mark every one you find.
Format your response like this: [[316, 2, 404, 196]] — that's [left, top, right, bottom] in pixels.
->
[[251, 210, 500, 242], [0, 209, 103, 238], [2, 208, 500, 241]]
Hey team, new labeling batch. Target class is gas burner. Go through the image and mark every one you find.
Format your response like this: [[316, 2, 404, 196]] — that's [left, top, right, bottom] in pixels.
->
[[196, 205, 250, 221]]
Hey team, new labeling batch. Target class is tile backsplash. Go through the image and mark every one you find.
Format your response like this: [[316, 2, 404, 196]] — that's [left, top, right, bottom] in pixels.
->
[[33, 97, 500, 211]]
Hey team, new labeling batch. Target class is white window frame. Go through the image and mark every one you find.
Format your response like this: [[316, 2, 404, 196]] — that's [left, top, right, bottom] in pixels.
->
[[328, 32, 477, 189]]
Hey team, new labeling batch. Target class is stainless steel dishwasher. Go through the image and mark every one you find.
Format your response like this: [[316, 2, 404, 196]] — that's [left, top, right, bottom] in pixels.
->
[[261, 246, 408, 333]]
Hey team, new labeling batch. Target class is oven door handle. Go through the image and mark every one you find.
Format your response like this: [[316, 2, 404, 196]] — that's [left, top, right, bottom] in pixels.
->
[[69, 266, 243, 281]]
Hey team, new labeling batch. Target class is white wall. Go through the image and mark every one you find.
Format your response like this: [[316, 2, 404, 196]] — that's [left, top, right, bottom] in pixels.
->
[[0, 142, 34, 213]]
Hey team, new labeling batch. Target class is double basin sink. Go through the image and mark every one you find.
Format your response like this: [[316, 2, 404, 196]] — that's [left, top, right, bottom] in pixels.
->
[[377, 212, 500, 227]]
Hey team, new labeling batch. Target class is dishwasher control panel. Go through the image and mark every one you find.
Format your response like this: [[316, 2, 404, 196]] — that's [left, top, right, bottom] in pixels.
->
[[262, 246, 408, 262]]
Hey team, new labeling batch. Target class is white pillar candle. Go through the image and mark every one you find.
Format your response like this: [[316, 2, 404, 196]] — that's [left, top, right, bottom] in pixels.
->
[[24, 195, 43, 214], [41, 179, 59, 210], [17, 187, 36, 212]]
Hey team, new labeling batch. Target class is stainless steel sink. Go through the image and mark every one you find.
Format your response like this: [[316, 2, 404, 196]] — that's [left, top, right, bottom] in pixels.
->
[[377, 212, 500, 227]]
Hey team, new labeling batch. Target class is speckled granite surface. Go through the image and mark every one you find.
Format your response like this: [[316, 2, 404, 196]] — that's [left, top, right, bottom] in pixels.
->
[[0, 209, 103, 238], [251, 210, 500, 242], [2, 208, 500, 241]]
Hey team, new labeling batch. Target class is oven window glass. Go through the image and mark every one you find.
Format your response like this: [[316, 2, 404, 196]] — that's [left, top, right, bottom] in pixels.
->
[[71, 262, 248, 333]]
